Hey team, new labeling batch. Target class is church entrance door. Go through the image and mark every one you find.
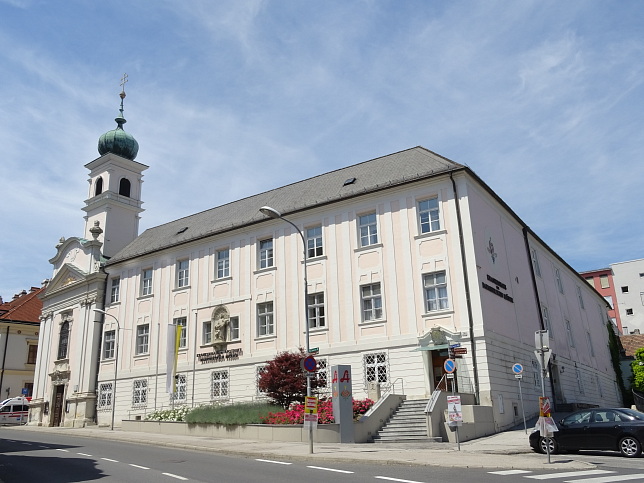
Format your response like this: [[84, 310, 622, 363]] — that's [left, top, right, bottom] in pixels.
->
[[52, 386, 65, 426]]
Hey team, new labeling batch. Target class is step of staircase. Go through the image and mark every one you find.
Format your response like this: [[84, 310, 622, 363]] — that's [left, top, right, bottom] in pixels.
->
[[371, 398, 443, 444]]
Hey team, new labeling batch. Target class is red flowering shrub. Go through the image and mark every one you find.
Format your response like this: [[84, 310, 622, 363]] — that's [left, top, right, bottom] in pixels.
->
[[260, 398, 374, 425]]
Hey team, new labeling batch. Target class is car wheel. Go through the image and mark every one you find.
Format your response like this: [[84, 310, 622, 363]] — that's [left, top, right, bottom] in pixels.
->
[[619, 436, 642, 458], [539, 437, 558, 454]]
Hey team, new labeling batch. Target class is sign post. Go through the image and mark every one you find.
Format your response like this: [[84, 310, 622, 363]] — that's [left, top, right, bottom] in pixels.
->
[[534, 330, 557, 463], [512, 363, 527, 434], [443, 358, 461, 450]]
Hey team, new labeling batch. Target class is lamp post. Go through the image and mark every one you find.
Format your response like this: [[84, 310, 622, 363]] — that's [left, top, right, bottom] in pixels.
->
[[259, 206, 313, 454], [94, 309, 120, 431]]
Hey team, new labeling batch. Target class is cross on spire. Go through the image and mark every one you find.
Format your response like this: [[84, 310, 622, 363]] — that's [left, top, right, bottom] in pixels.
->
[[120, 73, 128, 95]]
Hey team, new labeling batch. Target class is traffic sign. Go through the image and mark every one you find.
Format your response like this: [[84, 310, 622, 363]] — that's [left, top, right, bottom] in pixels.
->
[[443, 359, 456, 374], [449, 343, 461, 348], [453, 347, 467, 355], [301, 355, 317, 372], [512, 363, 523, 375], [308, 347, 319, 354]]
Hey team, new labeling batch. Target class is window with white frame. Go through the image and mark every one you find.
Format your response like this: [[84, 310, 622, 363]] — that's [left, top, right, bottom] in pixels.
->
[[257, 302, 274, 336], [541, 305, 552, 337], [132, 379, 148, 407], [256, 365, 267, 396], [258, 239, 273, 269], [176, 259, 189, 288], [555, 268, 564, 294], [173, 374, 187, 402], [423, 271, 449, 312], [530, 248, 541, 278], [358, 212, 378, 247], [577, 285, 585, 309], [216, 248, 230, 278], [564, 319, 574, 347], [110, 277, 120, 303], [418, 197, 440, 234], [306, 225, 323, 258], [307, 293, 325, 329], [316, 358, 329, 391], [103, 330, 116, 359], [174, 317, 187, 349], [363, 352, 388, 385], [586, 331, 595, 356], [141, 268, 153, 296], [98, 383, 113, 409], [203, 320, 212, 345], [361, 283, 382, 321], [211, 370, 229, 400], [136, 324, 149, 355], [228, 316, 240, 341]]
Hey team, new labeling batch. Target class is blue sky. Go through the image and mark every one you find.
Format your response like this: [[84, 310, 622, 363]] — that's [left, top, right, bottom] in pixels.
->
[[1, 0, 643, 300]]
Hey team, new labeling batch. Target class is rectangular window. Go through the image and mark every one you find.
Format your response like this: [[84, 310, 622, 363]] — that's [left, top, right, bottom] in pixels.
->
[[576, 369, 584, 394], [364, 352, 388, 385], [103, 330, 116, 359], [577, 286, 585, 309], [110, 277, 120, 303], [541, 305, 552, 337], [564, 319, 574, 347], [141, 268, 153, 296], [174, 317, 187, 349], [307, 292, 326, 329], [203, 321, 212, 344], [173, 374, 187, 402], [229, 316, 240, 341], [596, 375, 603, 398], [136, 324, 149, 355], [418, 197, 440, 234], [256, 365, 267, 396], [423, 271, 449, 312], [530, 248, 541, 278], [358, 212, 378, 247], [555, 268, 564, 294], [258, 239, 273, 269], [306, 226, 323, 258], [585, 277, 594, 286], [626, 308, 634, 316], [257, 302, 274, 336], [316, 358, 329, 390], [605, 295, 614, 309], [599, 275, 609, 289], [176, 259, 189, 288], [132, 379, 148, 407], [586, 331, 595, 356], [216, 248, 230, 278], [98, 383, 113, 409], [622, 286, 629, 293], [361, 283, 383, 321], [211, 370, 229, 400], [531, 360, 540, 388], [27, 344, 38, 364]]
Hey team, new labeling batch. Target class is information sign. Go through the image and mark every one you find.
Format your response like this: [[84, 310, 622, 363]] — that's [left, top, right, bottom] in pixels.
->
[[447, 395, 463, 425]]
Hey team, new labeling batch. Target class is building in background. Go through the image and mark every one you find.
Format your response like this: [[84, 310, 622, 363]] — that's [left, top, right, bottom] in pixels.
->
[[580, 268, 622, 333], [611, 259, 644, 336], [0, 285, 45, 400], [30, 91, 621, 432]]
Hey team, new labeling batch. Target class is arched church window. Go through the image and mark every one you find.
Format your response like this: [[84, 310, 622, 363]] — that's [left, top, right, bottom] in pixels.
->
[[95, 177, 103, 196], [58, 321, 69, 360], [119, 178, 131, 197]]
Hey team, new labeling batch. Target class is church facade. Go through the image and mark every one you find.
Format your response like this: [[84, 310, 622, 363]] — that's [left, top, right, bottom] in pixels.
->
[[30, 94, 621, 431]]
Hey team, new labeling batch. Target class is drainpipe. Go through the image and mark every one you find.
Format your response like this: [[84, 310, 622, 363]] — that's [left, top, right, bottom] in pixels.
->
[[0, 326, 9, 395], [522, 227, 557, 410], [450, 172, 480, 404]]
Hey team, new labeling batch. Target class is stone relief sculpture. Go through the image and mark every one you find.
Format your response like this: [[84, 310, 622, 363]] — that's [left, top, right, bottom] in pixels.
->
[[212, 307, 229, 343]]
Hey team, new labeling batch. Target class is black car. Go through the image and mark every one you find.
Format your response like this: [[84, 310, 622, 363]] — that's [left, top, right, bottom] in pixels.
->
[[529, 408, 644, 458]]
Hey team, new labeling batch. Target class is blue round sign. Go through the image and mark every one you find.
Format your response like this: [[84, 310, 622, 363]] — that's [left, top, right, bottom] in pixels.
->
[[512, 363, 523, 375], [302, 355, 317, 372], [444, 359, 456, 374]]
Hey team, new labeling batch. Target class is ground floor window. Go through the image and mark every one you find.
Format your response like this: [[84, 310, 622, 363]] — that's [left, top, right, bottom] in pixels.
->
[[98, 383, 113, 409], [211, 370, 229, 400], [363, 352, 388, 386], [172, 374, 187, 402], [132, 379, 148, 407]]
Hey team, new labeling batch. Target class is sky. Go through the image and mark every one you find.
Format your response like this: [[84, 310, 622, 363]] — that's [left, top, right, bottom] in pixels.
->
[[1, 0, 643, 300]]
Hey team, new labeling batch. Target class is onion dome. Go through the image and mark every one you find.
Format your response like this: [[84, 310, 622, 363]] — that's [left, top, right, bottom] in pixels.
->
[[98, 84, 139, 160]]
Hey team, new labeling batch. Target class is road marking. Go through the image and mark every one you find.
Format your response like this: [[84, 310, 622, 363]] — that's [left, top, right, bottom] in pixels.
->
[[130, 464, 150, 470], [5, 440, 15, 443], [101, 458, 119, 462], [55, 449, 69, 452], [162, 472, 188, 480], [307, 465, 354, 474], [565, 475, 644, 483], [38, 445, 49, 448], [77, 453, 92, 457], [526, 470, 614, 479], [21, 442, 32, 445], [375, 476, 425, 483], [489, 470, 532, 475], [256, 459, 292, 465]]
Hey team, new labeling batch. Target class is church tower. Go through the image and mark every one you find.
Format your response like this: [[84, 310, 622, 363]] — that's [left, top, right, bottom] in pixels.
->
[[83, 74, 148, 258]]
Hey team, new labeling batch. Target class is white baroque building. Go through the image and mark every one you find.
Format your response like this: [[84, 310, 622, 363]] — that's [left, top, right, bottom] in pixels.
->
[[30, 96, 621, 431]]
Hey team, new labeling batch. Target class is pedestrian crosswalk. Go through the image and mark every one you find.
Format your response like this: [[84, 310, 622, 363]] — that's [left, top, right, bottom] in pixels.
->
[[489, 469, 644, 482]]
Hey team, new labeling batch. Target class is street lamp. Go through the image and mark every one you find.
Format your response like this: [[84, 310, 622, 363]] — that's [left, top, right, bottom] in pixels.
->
[[259, 206, 313, 454], [94, 308, 120, 431]]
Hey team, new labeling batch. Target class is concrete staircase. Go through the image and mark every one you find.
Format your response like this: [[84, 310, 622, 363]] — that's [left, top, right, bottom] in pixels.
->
[[371, 398, 442, 443]]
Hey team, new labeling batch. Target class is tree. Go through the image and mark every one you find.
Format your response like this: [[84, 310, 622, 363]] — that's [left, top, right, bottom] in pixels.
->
[[258, 348, 318, 409], [631, 347, 644, 393]]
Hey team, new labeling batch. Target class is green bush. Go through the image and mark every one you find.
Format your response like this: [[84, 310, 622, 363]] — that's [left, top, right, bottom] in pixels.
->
[[185, 401, 284, 425]]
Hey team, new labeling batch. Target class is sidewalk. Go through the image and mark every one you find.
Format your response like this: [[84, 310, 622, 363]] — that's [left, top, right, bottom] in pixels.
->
[[11, 424, 594, 470]]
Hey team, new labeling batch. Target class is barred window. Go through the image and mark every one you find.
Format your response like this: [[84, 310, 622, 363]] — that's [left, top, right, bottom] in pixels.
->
[[211, 370, 229, 400], [256, 365, 267, 396], [132, 379, 148, 407], [364, 352, 388, 385], [98, 383, 113, 409], [173, 374, 187, 402], [316, 358, 329, 391]]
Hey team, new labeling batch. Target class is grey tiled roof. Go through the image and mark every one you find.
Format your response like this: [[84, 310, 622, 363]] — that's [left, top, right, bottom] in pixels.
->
[[106, 146, 465, 265]]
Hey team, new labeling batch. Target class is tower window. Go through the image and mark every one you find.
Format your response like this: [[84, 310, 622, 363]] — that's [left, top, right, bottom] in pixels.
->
[[95, 177, 103, 196], [119, 178, 131, 197]]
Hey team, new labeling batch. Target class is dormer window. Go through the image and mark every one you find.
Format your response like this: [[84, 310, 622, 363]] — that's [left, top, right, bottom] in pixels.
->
[[119, 178, 131, 197], [95, 177, 103, 196]]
